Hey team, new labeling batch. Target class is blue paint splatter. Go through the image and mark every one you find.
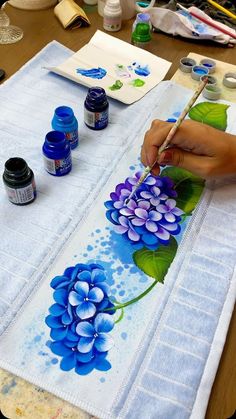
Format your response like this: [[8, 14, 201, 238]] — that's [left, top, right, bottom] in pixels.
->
[[129, 165, 135, 170], [33, 335, 41, 343], [76, 67, 107, 79], [1, 379, 17, 395], [87, 245, 93, 251], [100, 377, 105, 383], [51, 358, 59, 364], [134, 64, 150, 77], [96, 229, 101, 233], [119, 290, 125, 297], [121, 332, 127, 340]]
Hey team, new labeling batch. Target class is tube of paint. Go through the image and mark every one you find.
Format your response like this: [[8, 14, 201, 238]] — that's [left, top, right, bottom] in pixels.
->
[[51, 106, 79, 150], [3, 157, 36, 205], [84, 87, 109, 130], [42, 131, 72, 176]]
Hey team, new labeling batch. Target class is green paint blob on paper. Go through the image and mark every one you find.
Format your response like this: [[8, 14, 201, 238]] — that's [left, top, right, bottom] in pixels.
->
[[131, 79, 145, 87], [109, 80, 123, 91]]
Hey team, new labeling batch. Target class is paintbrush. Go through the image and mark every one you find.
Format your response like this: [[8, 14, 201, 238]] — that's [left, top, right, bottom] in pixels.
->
[[125, 77, 208, 205]]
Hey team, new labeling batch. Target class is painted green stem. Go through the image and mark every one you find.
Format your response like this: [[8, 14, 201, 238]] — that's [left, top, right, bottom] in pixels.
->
[[105, 279, 158, 312]]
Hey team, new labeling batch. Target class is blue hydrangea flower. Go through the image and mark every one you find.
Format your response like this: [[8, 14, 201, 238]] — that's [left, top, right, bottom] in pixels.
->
[[105, 171, 183, 250], [45, 263, 115, 375]]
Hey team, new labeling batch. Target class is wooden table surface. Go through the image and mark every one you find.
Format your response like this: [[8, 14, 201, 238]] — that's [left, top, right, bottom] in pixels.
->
[[1, 1, 236, 418]]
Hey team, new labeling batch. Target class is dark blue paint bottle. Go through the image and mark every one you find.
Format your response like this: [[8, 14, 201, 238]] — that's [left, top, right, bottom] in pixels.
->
[[42, 131, 72, 176], [3, 157, 36, 205], [52, 106, 79, 149], [84, 87, 109, 130]]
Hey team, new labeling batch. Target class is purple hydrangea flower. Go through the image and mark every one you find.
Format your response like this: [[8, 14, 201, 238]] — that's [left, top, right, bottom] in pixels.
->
[[105, 171, 183, 249], [45, 263, 115, 375]]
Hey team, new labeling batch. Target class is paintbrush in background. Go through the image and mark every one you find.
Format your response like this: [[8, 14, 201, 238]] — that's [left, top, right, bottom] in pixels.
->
[[125, 76, 209, 205]]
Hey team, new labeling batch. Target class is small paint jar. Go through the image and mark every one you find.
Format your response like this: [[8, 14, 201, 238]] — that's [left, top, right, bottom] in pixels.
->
[[200, 58, 216, 74], [191, 65, 209, 81], [200, 75, 217, 86], [131, 22, 152, 50], [42, 131, 72, 176], [51, 106, 79, 150], [179, 57, 196, 73], [3, 157, 36, 205], [84, 87, 109, 130], [132, 13, 152, 32], [103, 0, 122, 32]]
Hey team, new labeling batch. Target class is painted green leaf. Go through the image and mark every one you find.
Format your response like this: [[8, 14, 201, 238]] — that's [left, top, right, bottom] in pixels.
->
[[188, 102, 229, 131], [133, 237, 178, 283], [161, 167, 205, 214]]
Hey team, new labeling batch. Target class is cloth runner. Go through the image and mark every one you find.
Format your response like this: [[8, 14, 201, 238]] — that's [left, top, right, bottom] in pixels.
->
[[0, 41, 235, 419]]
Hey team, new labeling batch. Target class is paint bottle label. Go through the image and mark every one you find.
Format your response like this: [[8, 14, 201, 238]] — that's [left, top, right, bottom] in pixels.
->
[[4, 183, 36, 205], [84, 109, 109, 130], [43, 154, 72, 176], [65, 130, 79, 149], [103, 16, 121, 31]]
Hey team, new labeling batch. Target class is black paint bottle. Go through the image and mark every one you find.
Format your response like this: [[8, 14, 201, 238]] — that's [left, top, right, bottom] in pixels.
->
[[3, 157, 36, 205]]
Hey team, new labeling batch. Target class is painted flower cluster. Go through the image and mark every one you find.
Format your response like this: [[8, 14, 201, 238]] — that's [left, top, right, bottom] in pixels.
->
[[45, 263, 115, 375], [105, 172, 183, 250]]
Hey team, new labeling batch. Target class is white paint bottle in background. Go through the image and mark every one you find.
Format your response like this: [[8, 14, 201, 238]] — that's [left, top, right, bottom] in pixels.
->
[[83, 0, 98, 5], [98, 0, 106, 16], [103, 0, 122, 32]]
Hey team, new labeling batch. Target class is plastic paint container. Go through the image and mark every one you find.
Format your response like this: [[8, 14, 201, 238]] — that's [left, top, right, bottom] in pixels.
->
[[103, 0, 122, 32], [42, 130, 72, 176], [3, 157, 36, 205], [51, 106, 79, 150], [131, 22, 152, 50], [203, 85, 221, 101], [223, 72, 236, 88], [200, 58, 216, 74], [179, 57, 197, 73], [132, 13, 152, 32], [191, 65, 209, 81], [200, 75, 217, 86], [84, 87, 109, 130]]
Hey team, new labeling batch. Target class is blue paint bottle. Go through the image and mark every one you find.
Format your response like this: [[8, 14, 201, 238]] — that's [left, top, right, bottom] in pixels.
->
[[52, 106, 79, 149], [42, 131, 72, 176], [84, 87, 109, 130]]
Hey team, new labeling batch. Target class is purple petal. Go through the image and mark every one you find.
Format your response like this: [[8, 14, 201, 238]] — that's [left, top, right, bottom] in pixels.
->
[[138, 201, 150, 210], [159, 222, 179, 232], [164, 212, 176, 223], [94, 313, 114, 333], [118, 215, 129, 227], [155, 228, 170, 241], [88, 287, 104, 303], [127, 199, 137, 210], [76, 321, 94, 337], [151, 186, 161, 196], [120, 188, 131, 198], [127, 176, 137, 186], [114, 200, 124, 209], [150, 198, 160, 207], [77, 337, 95, 353], [172, 207, 184, 216], [146, 220, 158, 232], [94, 334, 114, 352], [166, 199, 176, 209], [149, 210, 162, 222], [145, 176, 156, 185], [131, 217, 146, 226], [76, 302, 96, 320], [134, 208, 148, 220], [114, 225, 128, 234], [120, 207, 134, 216], [156, 204, 168, 213], [140, 191, 152, 199], [128, 228, 140, 241]]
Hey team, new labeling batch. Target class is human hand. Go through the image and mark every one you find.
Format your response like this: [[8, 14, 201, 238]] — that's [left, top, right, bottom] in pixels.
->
[[141, 119, 236, 178]]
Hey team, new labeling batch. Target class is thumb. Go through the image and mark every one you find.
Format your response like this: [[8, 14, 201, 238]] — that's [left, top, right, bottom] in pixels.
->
[[158, 148, 210, 178]]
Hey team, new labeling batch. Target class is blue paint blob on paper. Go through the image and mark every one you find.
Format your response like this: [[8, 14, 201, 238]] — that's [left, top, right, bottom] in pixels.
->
[[1, 379, 17, 395], [76, 67, 107, 79], [33, 335, 41, 343], [134, 64, 150, 77], [121, 332, 127, 340], [100, 377, 106, 383], [51, 358, 59, 365]]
